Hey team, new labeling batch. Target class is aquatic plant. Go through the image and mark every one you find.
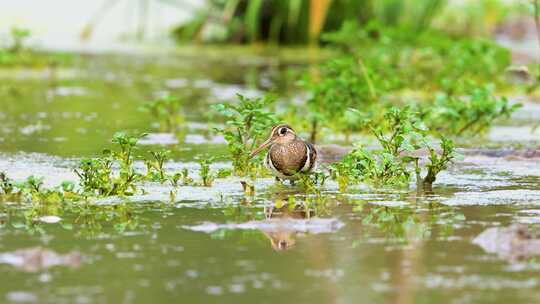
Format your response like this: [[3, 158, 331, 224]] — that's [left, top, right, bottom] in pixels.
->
[[428, 85, 521, 137], [303, 56, 378, 142], [217, 168, 233, 178], [0, 172, 81, 205], [75, 132, 146, 196], [213, 94, 278, 176], [8, 27, 31, 54], [333, 106, 459, 192], [180, 168, 195, 186], [139, 95, 184, 132], [145, 149, 171, 183], [75, 157, 114, 196], [240, 180, 255, 196], [331, 107, 422, 190], [0, 172, 14, 195], [333, 148, 411, 191], [322, 21, 511, 93], [292, 20, 512, 143], [198, 157, 215, 187], [415, 138, 461, 192]]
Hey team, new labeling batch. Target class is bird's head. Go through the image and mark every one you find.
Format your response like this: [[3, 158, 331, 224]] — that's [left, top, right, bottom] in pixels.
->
[[249, 124, 296, 158]]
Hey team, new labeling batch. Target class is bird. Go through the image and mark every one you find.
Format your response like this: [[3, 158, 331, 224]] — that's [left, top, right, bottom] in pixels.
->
[[250, 124, 317, 181]]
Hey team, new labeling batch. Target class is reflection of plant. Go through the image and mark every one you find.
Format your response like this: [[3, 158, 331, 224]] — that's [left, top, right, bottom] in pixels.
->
[[298, 171, 329, 197], [71, 202, 141, 236], [8, 200, 147, 237], [213, 94, 277, 176], [139, 95, 184, 132], [352, 200, 465, 242]]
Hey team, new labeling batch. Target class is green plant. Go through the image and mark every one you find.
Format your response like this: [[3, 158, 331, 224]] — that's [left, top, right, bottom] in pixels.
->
[[198, 157, 215, 187], [75, 132, 146, 196], [217, 168, 233, 178], [109, 132, 146, 193], [415, 137, 462, 192], [172, 0, 448, 45], [322, 22, 511, 94], [240, 180, 255, 196], [429, 85, 521, 136], [213, 94, 278, 176], [303, 56, 378, 142], [333, 106, 459, 192], [333, 107, 424, 189], [181, 168, 195, 186], [0, 172, 14, 195], [75, 157, 114, 196], [8, 27, 31, 53], [145, 149, 171, 183], [139, 95, 184, 132], [0, 174, 82, 205]]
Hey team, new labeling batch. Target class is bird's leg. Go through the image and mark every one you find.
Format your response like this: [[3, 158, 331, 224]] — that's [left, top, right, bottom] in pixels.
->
[[275, 176, 282, 184]]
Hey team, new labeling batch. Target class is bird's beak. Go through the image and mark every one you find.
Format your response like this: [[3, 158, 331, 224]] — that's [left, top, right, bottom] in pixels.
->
[[250, 137, 274, 159]]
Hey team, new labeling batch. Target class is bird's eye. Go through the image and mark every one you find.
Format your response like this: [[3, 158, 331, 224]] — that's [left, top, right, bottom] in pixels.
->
[[279, 127, 287, 135]]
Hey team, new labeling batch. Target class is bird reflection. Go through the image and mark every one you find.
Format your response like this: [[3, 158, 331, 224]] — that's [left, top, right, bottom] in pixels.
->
[[261, 204, 316, 251]]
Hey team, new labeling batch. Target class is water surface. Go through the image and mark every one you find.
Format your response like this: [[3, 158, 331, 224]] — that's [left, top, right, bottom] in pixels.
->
[[0, 51, 539, 303]]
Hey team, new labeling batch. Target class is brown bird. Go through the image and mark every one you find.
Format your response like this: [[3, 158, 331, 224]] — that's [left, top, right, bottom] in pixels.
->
[[250, 124, 317, 180]]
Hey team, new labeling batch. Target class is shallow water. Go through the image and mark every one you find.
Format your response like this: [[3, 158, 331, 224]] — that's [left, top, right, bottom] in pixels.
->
[[0, 52, 539, 303]]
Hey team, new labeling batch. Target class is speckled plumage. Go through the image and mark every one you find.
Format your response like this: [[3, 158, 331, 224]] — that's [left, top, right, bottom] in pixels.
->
[[252, 124, 317, 180], [269, 140, 308, 176], [266, 139, 317, 179]]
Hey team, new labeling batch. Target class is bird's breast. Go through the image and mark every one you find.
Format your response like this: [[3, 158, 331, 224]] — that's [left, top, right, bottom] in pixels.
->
[[268, 141, 308, 176]]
